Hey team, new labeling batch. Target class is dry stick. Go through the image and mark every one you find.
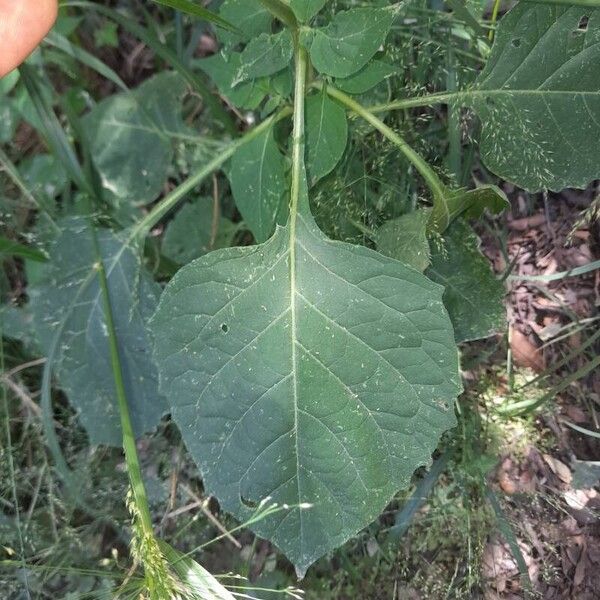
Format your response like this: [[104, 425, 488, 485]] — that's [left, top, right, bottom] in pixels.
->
[[180, 483, 242, 549], [2, 358, 46, 378], [1, 376, 42, 417]]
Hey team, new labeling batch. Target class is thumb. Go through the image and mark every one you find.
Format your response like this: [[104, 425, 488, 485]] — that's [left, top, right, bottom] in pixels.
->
[[0, 0, 59, 77]]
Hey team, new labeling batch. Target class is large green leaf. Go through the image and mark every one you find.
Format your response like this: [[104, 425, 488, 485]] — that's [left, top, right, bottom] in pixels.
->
[[305, 90, 348, 185], [289, 0, 328, 22], [427, 221, 505, 343], [151, 209, 461, 573], [471, 3, 600, 191], [229, 127, 288, 242], [162, 197, 236, 265], [376, 209, 431, 272], [30, 218, 167, 446], [83, 72, 188, 210], [303, 7, 394, 78]]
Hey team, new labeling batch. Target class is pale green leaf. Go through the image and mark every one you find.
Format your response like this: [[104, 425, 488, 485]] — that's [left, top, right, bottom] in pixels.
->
[[84, 72, 189, 208], [158, 541, 236, 600], [427, 220, 505, 343], [229, 127, 288, 242], [151, 212, 461, 573], [335, 60, 396, 95], [30, 218, 167, 446], [289, 0, 328, 22], [376, 209, 431, 272], [218, 0, 272, 45], [305, 90, 348, 185], [162, 197, 237, 265], [235, 30, 294, 85], [305, 7, 394, 78], [471, 3, 600, 191], [198, 53, 267, 110]]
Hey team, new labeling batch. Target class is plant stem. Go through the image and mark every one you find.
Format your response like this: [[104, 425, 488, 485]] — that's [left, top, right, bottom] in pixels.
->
[[289, 45, 308, 223], [92, 248, 154, 535], [320, 83, 448, 207]]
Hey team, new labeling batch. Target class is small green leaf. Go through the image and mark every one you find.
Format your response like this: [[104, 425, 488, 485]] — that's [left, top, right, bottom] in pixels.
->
[[218, 0, 272, 45], [305, 7, 394, 78], [235, 30, 294, 85], [151, 210, 460, 573], [151, 0, 238, 32], [289, 0, 328, 22], [30, 218, 167, 446], [198, 53, 267, 110], [335, 59, 396, 94], [471, 3, 600, 191], [229, 127, 288, 242], [305, 90, 348, 185], [84, 72, 189, 211], [376, 210, 431, 272], [0, 238, 48, 263], [162, 197, 237, 265], [427, 220, 505, 343]]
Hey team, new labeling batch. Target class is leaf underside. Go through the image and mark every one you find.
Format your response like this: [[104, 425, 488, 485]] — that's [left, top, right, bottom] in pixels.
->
[[30, 218, 167, 446], [151, 212, 461, 573], [473, 3, 600, 191]]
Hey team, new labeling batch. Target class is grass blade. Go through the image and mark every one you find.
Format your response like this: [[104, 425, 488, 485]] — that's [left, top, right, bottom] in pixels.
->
[[151, 0, 239, 32], [0, 237, 47, 262], [485, 486, 532, 593]]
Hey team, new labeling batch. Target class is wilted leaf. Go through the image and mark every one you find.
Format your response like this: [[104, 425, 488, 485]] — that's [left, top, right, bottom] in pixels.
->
[[30, 218, 167, 446], [229, 127, 288, 242], [427, 220, 505, 343], [429, 185, 509, 234], [83, 72, 189, 210], [376, 209, 431, 272], [151, 209, 460, 573], [305, 89, 348, 185], [304, 7, 394, 78], [471, 3, 600, 191]]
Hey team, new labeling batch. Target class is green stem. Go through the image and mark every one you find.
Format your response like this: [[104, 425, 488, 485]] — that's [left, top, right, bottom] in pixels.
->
[[320, 83, 448, 207], [488, 0, 501, 41], [92, 251, 154, 534], [367, 90, 463, 113], [289, 46, 308, 224]]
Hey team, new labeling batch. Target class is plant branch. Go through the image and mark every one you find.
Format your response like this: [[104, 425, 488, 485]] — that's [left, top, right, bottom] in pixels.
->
[[320, 83, 448, 213]]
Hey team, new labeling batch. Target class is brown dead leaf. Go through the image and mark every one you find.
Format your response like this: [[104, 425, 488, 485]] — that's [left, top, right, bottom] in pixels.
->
[[510, 328, 545, 371], [543, 454, 573, 484]]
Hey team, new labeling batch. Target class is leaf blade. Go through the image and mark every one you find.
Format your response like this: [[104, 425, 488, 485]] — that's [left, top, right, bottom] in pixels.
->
[[151, 213, 461, 572]]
